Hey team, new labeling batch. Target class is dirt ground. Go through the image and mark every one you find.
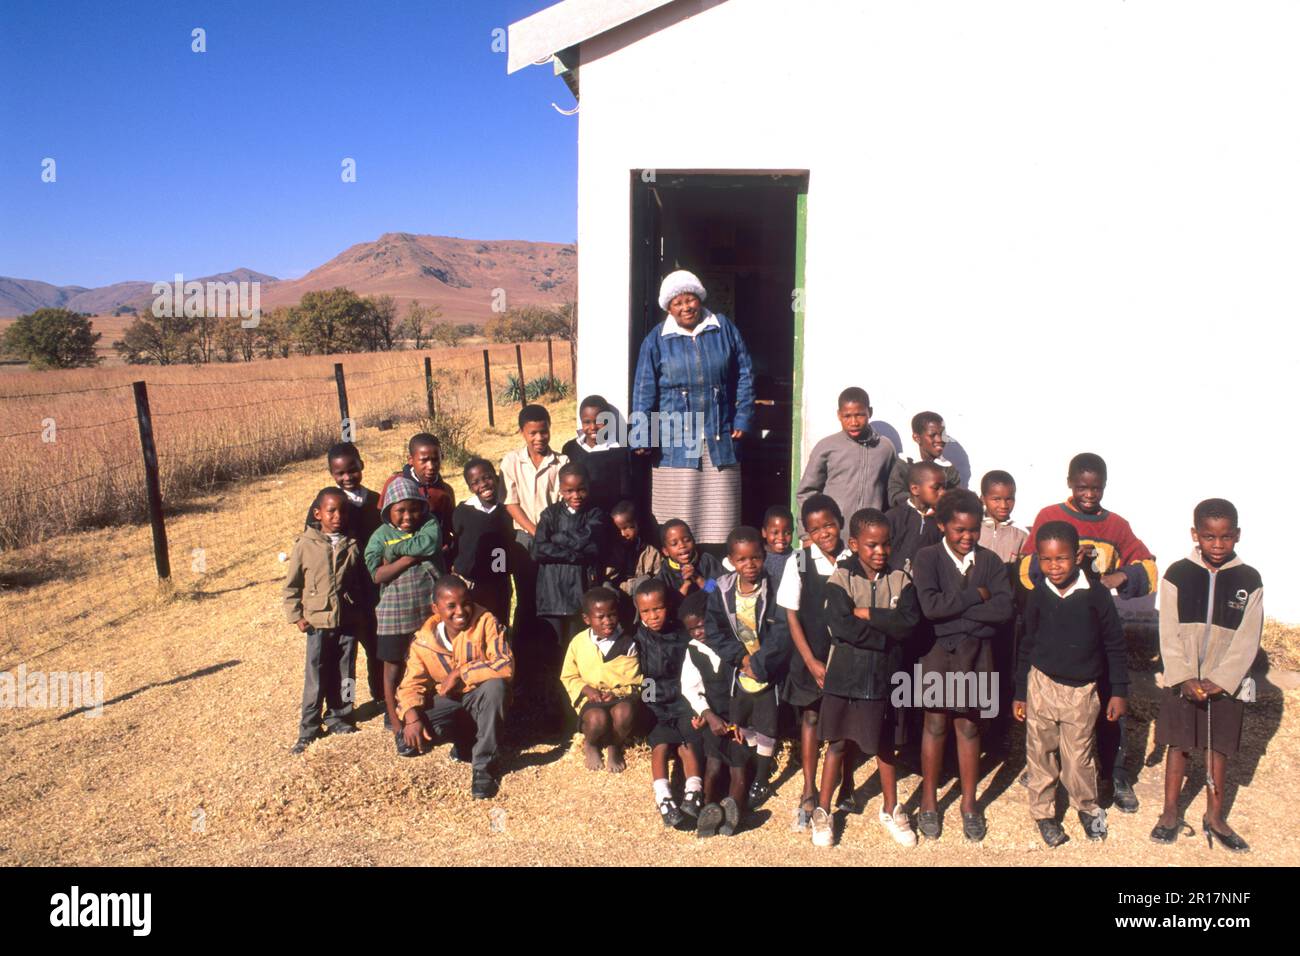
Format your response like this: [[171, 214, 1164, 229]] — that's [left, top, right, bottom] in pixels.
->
[[1, 398, 1296, 867]]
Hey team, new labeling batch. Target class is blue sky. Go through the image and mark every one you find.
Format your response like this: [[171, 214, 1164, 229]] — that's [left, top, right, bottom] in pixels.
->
[[0, 0, 576, 286]]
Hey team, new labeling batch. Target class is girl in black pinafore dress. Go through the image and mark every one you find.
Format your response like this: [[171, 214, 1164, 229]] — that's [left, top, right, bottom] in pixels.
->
[[779, 494, 856, 828]]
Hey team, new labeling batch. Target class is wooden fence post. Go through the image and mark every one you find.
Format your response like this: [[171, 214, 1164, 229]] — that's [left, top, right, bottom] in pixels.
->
[[333, 362, 351, 440], [423, 355, 436, 419], [482, 349, 495, 428], [131, 380, 171, 581], [547, 339, 554, 380], [515, 344, 526, 408]]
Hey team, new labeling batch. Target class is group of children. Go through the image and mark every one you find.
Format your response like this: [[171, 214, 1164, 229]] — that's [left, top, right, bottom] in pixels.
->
[[282, 388, 1264, 852]]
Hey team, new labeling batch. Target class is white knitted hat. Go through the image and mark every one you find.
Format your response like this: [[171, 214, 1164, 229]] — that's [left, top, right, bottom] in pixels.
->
[[657, 270, 707, 311]]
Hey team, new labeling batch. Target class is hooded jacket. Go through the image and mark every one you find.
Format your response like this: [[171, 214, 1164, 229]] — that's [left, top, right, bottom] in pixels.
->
[[1158, 549, 1263, 699], [702, 570, 792, 691], [365, 476, 442, 635]]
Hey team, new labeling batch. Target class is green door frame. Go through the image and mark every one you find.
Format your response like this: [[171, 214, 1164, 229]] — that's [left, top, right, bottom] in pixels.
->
[[788, 190, 808, 512]]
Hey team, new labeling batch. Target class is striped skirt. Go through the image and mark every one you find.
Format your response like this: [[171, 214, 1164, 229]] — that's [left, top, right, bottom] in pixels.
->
[[651, 442, 741, 544]]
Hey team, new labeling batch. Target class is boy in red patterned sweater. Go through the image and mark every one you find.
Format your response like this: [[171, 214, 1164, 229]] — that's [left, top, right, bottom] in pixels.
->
[[1019, 452, 1156, 813]]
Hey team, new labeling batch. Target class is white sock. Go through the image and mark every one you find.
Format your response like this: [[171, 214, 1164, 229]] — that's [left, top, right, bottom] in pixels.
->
[[685, 775, 703, 794], [653, 778, 672, 802]]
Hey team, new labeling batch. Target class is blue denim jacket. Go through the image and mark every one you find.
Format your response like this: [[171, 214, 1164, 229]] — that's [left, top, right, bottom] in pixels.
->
[[630, 312, 755, 469]]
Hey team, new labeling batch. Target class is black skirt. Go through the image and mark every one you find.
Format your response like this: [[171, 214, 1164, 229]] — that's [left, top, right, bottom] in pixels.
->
[[819, 694, 904, 755], [1154, 690, 1244, 758]]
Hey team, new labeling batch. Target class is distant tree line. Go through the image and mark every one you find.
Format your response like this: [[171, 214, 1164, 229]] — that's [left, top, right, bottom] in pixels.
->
[[2, 288, 577, 369]]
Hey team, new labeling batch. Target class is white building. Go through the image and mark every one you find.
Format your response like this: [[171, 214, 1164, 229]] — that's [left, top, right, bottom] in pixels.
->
[[509, 0, 1300, 620]]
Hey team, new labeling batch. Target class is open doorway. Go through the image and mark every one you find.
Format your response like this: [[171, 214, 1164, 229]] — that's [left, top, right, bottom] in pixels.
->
[[629, 171, 808, 528]]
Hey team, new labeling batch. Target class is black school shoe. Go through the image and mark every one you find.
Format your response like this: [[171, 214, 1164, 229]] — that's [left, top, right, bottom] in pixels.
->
[[290, 738, 314, 755], [917, 810, 942, 840], [394, 731, 419, 758], [471, 770, 498, 800], [718, 796, 741, 836], [658, 797, 685, 829], [326, 722, 359, 735], [961, 811, 987, 843], [1037, 819, 1069, 848], [1110, 776, 1139, 814], [680, 790, 703, 818], [1150, 820, 1192, 845], [747, 779, 773, 809], [1079, 808, 1108, 841], [696, 802, 724, 838]]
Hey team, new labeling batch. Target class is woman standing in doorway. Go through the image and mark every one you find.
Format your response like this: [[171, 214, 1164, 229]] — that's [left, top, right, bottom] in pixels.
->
[[631, 270, 756, 545]]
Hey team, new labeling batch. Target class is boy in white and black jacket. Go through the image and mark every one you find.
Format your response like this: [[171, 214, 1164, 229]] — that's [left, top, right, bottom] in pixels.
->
[[1151, 498, 1262, 852]]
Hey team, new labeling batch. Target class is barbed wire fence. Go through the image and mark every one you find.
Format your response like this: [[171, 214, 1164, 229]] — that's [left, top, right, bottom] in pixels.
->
[[0, 341, 573, 662]]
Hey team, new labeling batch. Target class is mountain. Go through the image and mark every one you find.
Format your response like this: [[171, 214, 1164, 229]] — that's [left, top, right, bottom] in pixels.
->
[[0, 234, 576, 324], [0, 269, 280, 318], [257, 233, 576, 322]]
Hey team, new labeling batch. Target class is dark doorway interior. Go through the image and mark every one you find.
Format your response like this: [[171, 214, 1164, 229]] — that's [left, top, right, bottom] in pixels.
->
[[630, 171, 806, 531]]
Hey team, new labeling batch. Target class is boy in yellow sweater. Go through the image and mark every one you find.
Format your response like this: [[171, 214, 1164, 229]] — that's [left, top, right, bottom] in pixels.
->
[[397, 576, 513, 799], [560, 586, 643, 772]]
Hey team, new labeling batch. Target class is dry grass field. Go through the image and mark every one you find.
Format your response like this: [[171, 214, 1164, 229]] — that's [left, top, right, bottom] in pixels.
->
[[0, 391, 1296, 867], [0, 341, 564, 553]]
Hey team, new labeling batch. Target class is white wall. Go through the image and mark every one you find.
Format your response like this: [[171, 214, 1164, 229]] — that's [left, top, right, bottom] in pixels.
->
[[570, 0, 1300, 620]]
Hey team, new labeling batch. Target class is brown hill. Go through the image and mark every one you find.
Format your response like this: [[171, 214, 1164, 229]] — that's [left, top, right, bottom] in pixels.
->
[[258, 233, 576, 322]]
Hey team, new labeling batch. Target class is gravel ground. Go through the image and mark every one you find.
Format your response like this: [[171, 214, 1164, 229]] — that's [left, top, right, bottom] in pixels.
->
[[1, 399, 1296, 867]]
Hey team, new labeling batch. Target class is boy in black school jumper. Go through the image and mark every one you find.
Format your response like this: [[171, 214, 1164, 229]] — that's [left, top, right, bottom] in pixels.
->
[[561, 395, 633, 516], [303, 442, 384, 707], [1019, 452, 1157, 813], [884, 460, 946, 573], [795, 387, 897, 539], [451, 457, 514, 626], [283, 488, 370, 753], [887, 410, 962, 508], [1151, 498, 1262, 853], [911, 490, 1014, 842], [633, 577, 705, 828], [1013, 521, 1128, 847], [679, 590, 734, 836], [701, 527, 792, 835]]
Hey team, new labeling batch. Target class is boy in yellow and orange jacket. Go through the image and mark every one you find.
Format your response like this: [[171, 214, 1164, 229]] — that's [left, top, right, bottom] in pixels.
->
[[397, 575, 513, 798]]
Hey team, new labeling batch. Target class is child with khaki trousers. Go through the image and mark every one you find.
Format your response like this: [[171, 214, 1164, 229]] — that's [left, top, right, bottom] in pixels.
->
[[1014, 522, 1129, 848]]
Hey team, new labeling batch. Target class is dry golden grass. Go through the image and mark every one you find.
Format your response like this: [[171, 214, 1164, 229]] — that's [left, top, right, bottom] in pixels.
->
[[0, 394, 1295, 867], [0, 342, 568, 552]]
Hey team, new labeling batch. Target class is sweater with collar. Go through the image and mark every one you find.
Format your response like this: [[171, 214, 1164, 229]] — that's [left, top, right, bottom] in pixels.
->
[[1016, 571, 1128, 699], [912, 542, 1014, 648]]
